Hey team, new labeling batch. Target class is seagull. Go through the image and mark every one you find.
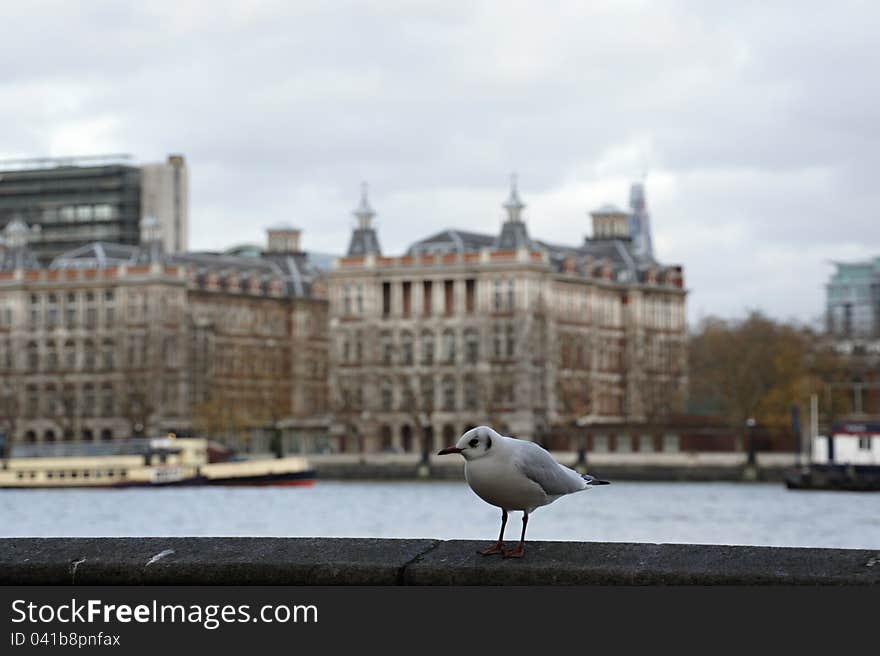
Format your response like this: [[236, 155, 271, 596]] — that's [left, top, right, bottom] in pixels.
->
[[437, 425, 609, 558]]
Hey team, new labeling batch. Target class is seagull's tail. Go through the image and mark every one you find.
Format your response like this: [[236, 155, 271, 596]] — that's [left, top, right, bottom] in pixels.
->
[[582, 474, 610, 485]]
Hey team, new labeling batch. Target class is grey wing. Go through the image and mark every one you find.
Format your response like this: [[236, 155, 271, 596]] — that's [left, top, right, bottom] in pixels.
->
[[513, 441, 586, 496]]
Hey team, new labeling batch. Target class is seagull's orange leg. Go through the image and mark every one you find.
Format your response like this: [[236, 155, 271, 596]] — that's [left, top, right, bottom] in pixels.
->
[[479, 509, 508, 555], [503, 513, 528, 558]]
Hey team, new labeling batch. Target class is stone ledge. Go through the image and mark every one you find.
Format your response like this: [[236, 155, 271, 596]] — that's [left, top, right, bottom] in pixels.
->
[[0, 538, 877, 585]]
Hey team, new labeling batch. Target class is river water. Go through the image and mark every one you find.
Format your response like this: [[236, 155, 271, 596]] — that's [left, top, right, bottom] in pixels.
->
[[1, 481, 878, 549]]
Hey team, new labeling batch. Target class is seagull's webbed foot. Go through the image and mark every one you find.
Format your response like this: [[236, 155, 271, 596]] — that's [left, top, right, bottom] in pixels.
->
[[478, 542, 505, 556], [502, 544, 525, 559]]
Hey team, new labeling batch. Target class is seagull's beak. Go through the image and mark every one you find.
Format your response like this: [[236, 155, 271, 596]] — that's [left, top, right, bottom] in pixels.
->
[[437, 446, 463, 456]]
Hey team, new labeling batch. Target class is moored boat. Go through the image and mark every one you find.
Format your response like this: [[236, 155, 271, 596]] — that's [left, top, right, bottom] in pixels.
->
[[785, 422, 880, 491], [0, 435, 315, 489]]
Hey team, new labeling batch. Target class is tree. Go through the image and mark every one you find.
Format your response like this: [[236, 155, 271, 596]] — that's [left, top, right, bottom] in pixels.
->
[[688, 311, 845, 447]]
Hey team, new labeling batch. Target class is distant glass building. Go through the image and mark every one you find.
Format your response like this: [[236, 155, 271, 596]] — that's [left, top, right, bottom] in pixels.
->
[[0, 154, 187, 263], [826, 258, 880, 337]]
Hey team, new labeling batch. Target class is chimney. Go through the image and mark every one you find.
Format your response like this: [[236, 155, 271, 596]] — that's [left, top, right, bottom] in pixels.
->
[[266, 225, 302, 253]]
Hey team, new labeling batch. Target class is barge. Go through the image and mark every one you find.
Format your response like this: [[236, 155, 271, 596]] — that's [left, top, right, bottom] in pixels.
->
[[0, 435, 315, 489]]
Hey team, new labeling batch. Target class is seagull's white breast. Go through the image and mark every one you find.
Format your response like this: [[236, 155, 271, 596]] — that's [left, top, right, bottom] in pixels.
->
[[464, 455, 549, 512]]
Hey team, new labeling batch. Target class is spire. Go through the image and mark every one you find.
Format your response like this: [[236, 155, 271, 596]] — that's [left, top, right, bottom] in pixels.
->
[[353, 181, 375, 230], [503, 173, 525, 223], [347, 182, 381, 256], [627, 180, 654, 260]]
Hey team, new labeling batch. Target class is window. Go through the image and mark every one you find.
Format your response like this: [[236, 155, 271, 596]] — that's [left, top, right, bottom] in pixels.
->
[[26, 342, 39, 372], [420, 331, 434, 365], [465, 328, 479, 361], [45, 341, 57, 370], [380, 379, 393, 411], [662, 434, 680, 453], [464, 375, 479, 410], [65, 293, 77, 326], [423, 280, 433, 316], [421, 376, 434, 410], [442, 376, 456, 411], [859, 436, 871, 451], [26, 385, 39, 418], [85, 292, 97, 327], [493, 280, 502, 311], [444, 280, 454, 315], [401, 331, 413, 365], [83, 340, 96, 371], [83, 385, 95, 416], [402, 281, 411, 317], [465, 279, 475, 313], [493, 324, 503, 358], [76, 205, 92, 221], [615, 434, 632, 453], [103, 339, 115, 369], [380, 331, 393, 365], [46, 294, 58, 327], [355, 284, 364, 314], [443, 329, 456, 363], [593, 434, 609, 453], [505, 323, 515, 357], [382, 282, 391, 317], [639, 434, 655, 453], [64, 340, 76, 369]]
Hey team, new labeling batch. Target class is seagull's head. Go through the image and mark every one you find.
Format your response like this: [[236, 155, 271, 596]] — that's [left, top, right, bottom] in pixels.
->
[[437, 425, 499, 461]]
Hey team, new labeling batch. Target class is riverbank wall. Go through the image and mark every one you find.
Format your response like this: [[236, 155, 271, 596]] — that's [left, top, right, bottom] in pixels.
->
[[303, 452, 796, 482], [0, 537, 876, 585]]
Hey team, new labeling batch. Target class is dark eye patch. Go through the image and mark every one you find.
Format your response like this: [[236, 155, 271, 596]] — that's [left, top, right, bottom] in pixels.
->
[[486, 436, 492, 449], [468, 438, 479, 448]]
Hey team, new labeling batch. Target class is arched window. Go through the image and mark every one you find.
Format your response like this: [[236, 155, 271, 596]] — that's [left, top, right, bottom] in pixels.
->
[[44, 430, 56, 443], [443, 329, 456, 363], [420, 330, 434, 365], [380, 425, 393, 452], [82, 428, 94, 441], [100, 429, 113, 442], [24, 430, 37, 444]]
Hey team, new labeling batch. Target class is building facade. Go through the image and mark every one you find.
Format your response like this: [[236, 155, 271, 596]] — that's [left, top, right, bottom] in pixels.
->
[[0, 221, 328, 454], [826, 257, 880, 339], [327, 180, 688, 453], [0, 154, 188, 263]]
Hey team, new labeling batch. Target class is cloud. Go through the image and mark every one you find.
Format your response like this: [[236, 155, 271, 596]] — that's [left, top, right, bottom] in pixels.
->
[[1, 0, 878, 326]]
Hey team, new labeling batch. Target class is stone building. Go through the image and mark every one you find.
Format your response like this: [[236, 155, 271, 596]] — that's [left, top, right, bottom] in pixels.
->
[[0, 220, 328, 453], [327, 180, 687, 453]]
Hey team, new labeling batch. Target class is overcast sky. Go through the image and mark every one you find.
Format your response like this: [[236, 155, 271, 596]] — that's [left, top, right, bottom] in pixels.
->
[[2, 1, 878, 327]]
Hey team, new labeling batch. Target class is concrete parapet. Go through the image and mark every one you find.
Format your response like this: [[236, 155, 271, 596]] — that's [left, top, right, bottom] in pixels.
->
[[1, 538, 877, 585]]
